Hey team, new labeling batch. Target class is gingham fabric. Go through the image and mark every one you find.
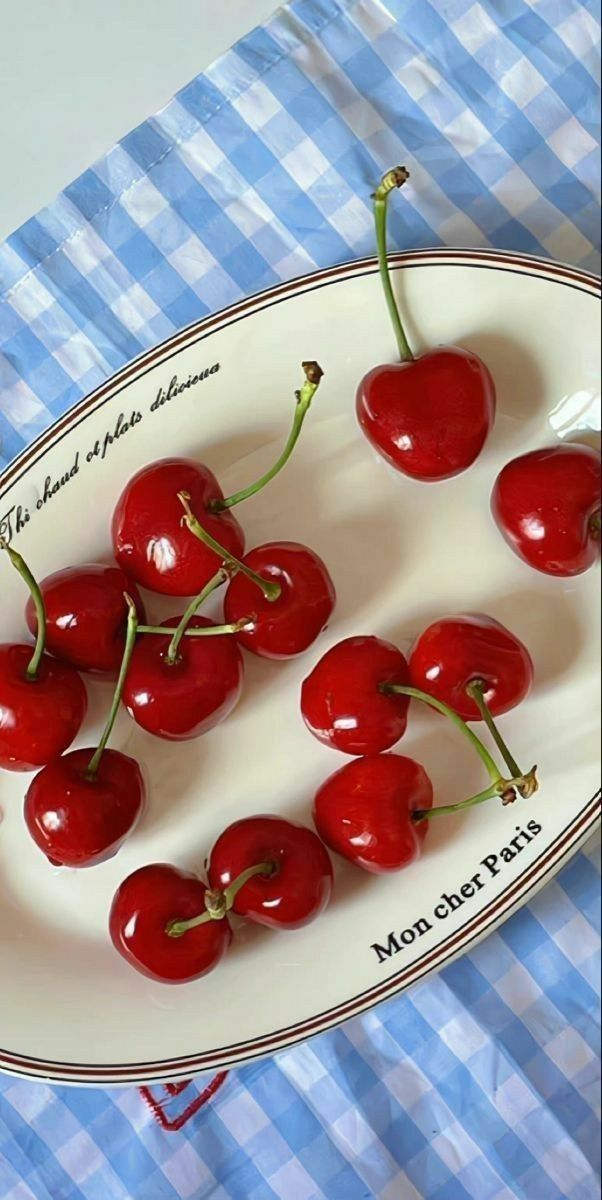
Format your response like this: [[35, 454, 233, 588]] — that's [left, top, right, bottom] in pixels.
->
[[0, 0, 600, 469], [0, 848, 600, 1199], [0, 1, 600, 1198]]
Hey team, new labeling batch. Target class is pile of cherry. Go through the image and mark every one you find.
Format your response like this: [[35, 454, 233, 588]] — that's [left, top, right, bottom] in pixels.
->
[[1, 167, 600, 986]]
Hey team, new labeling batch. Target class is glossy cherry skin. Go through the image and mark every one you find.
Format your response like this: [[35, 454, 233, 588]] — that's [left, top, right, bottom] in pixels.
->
[[301, 635, 410, 755], [208, 815, 334, 930], [122, 615, 244, 740], [357, 347, 496, 481], [112, 458, 245, 596], [409, 614, 533, 722], [110, 864, 232, 983], [313, 753, 433, 874], [24, 748, 145, 867], [0, 646, 87, 772], [491, 444, 601, 577], [25, 563, 146, 676], [224, 542, 336, 659]]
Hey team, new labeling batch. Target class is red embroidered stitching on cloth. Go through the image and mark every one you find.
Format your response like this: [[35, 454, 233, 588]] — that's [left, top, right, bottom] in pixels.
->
[[139, 1071, 229, 1131]]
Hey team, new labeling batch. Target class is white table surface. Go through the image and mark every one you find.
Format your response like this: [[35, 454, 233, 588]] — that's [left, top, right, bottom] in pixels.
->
[[0, 0, 278, 242]]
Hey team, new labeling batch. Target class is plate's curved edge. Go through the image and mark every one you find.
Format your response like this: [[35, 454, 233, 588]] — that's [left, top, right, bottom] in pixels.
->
[[0, 249, 600, 1086], [1, 248, 599, 503], [2, 795, 599, 1086]]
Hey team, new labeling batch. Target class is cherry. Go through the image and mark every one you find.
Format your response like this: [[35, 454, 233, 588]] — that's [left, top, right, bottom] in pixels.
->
[[24, 597, 145, 866], [0, 541, 87, 772], [110, 863, 232, 983], [491, 444, 601, 577], [25, 562, 146, 675], [386, 625, 537, 799], [207, 815, 334, 929], [301, 635, 410, 754], [112, 362, 323, 596], [112, 458, 245, 596], [223, 541, 336, 659], [123, 607, 244, 741], [313, 753, 433, 873], [409, 615, 533, 722], [313, 710, 538, 874], [356, 168, 495, 481], [25, 748, 145, 867]]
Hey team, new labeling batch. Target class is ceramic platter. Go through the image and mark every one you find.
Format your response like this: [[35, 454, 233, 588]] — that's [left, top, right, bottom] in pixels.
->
[[0, 249, 600, 1086]]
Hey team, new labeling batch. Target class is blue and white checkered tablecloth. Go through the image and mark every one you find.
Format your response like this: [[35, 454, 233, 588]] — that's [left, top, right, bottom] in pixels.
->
[[0, 2, 600, 1197]]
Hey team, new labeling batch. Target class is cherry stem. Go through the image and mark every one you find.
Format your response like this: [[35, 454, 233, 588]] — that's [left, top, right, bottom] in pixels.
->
[[380, 682, 503, 784], [373, 167, 414, 363], [178, 491, 281, 602], [137, 618, 253, 639], [211, 361, 324, 512], [465, 680, 523, 779], [166, 861, 275, 938], [86, 595, 138, 780], [0, 538, 47, 679], [414, 779, 512, 823], [165, 569, 228, 665], [590, 511, 601, 538]]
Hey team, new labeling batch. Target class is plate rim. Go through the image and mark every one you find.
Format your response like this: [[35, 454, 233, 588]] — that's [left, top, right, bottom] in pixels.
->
[[1, 247, 600, 1085]]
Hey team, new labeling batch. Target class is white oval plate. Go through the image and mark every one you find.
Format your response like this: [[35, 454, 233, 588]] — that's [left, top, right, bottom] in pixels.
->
[[0, 250, 600, 1086]]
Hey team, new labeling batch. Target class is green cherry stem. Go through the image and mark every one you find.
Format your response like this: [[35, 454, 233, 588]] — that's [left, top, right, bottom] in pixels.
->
[[380, 682, 502, 784], [164, 569, 228, 665], [211, 361, 324, 512], [0, 537, 46, 679], [465, 680, 523, 779], [414, 780, 510, 823], [86, 595, 139, 780], [137, 618, 253, 639], [166, 861, 275, 937], [178, 491, 281, 602], [373, 167, 414, 363]]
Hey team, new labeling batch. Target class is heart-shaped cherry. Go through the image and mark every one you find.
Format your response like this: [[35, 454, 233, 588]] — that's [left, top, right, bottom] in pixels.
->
[[25, 562, 146, 675], [356, 168, 495, 481], [301, 635, 410, 754], [208, 815, 334, 929], [110, 863, 233, 983], [223, 541, 336, 659], [123, 581, 245, 740], [491, 444, 601, 577], [112, 362, 323, 595], [0, 541, 87, 772], [313, 753, 433, 873], [24, 597, 145, 866]]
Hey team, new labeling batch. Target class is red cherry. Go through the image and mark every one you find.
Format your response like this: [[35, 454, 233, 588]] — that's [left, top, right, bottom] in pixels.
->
[[491, 444, 601, 577], [357, 347, 495, 481], [110, 864, 232, 983], [25, 563, 146, 675], [112, 459, 245, 596], [356, 168, 494, 481], [208, 815, 333, 929], [409, 615, 533, 722], [301, 635, 410, 755], [224, 542, 336, 659], [0, 645, 87, 773], [313, 753, 432, 873], [122, 615, 243, 740], [0, 540, 88, 772], [24, 748, 145, 867]]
